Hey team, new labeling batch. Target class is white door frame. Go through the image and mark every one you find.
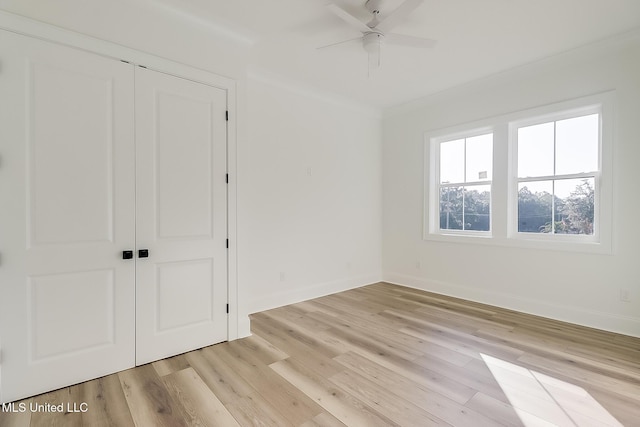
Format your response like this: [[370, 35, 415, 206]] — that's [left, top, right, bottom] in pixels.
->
[[0, 8, 240, 360]]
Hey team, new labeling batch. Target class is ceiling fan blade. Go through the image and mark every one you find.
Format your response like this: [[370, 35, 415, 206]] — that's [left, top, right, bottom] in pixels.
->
[[386, 33, 436, 49], [376, 0, 424, 32], [316, 36, 362, 50], [327, 4, 371, 33]]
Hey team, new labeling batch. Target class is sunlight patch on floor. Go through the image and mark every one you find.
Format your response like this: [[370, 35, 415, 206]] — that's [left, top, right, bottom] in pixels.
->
[[480, 354, 623, 427]]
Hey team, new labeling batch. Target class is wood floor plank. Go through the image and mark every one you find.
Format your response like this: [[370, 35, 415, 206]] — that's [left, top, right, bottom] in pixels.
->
[[161, 367, 241, 427], [476, 326, 640, 379], [224, 391, 295, 427], [566, 344, 640, 372], [410, 341, 474, 367], [252, 312, 341, 360], [464, 392, 526, 427], [530, 370, 625, 427], [213, 342, 324, 425], [184, 348, 255, 404], [313, 293, 390, 317], [325, 329, 478, 404], [250, 316, 344, 379], [586, 387, 640, 427], [334, 351, 496, 427], [414, 356, 512, 405], [152, 353, 191, 377], [379, 309, 525, 361], [186, 347, 295, 426], [328, 369, 451, 426], [400, 323, 524, 362], [118, 364, 188, 427], [304, 306, 406, 337], [358, 291, 428, 313], [232, 334, 290, 366], [316, 320, 424, 364], [78, 374, 136, 427], [264, 305, 334, 333], [384, 286, 498, 318], [516, 352, 640, 400], [300, 411, 348, 427], [270, 357, 399, 427]]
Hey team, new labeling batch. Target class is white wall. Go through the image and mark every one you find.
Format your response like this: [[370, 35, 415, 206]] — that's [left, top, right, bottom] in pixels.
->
[[239, 74, 382, 333], [382, 33, 640, 337]]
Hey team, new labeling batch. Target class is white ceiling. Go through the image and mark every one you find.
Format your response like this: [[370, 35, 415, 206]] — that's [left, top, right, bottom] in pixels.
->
[[30, 0, 640, 109]]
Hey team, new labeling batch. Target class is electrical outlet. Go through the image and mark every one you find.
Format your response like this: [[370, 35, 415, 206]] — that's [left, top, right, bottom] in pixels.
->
[[279, 272, 285, 282], [620, 289, 630, 302], [416, 261, 421, 269]]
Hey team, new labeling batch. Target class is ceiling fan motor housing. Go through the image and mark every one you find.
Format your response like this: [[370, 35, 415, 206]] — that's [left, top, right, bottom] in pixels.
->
[[363, 31, 384, 54]]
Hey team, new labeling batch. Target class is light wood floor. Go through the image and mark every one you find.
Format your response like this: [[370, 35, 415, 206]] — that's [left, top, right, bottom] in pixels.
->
[[2, 282, 639, 426]]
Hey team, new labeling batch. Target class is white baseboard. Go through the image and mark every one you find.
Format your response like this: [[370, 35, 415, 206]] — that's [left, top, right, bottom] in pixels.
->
[[248, 274, 382, 317], [237, 316, 252, 340], [383, 272, 640, 338]]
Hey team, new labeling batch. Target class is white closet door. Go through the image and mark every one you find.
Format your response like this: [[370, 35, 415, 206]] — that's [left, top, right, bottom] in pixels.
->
[[135, 67, 228, 365], [0, 31, 135, 403]]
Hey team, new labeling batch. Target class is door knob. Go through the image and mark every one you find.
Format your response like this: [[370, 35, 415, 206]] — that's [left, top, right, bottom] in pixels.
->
[[122, 250, 133, 260], [138, 249, 149, 258]]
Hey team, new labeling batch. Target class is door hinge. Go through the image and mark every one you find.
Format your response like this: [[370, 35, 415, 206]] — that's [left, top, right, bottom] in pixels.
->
[[225, 111, 229, 121], [226, 239, 229, 249], [225, 173, 229, 184], [226, 304, 229, 314]]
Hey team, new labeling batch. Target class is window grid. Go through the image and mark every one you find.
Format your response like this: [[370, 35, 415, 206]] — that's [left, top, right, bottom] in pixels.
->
[[437, 134, 493, 234], [514, 113, 599, 237]]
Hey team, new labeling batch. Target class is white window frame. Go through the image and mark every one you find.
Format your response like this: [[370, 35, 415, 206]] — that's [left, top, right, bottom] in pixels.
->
[[427, 126, 494, 239], [508, 104, 602, 243], [424, 92, 613, 254]]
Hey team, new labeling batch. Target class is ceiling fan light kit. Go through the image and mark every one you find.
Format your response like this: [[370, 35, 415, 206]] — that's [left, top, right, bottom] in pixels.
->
[[323, 0, 436, 73]]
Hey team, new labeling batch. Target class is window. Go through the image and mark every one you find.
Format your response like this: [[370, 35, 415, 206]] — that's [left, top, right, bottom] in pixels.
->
[[425, 92, 612, 253], [514, 113, 599, 237], [435, 132, 493, 234]]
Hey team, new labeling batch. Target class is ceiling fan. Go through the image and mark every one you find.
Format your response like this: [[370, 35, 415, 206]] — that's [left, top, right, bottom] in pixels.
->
[[321, 0, 436, 70]]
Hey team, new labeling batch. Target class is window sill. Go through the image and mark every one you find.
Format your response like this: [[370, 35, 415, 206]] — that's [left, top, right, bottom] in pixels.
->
[[424, 232, 612, 255]]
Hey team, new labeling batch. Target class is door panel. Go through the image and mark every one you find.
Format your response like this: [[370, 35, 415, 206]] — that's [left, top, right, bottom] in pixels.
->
[[155, 91, 214, 239], [135, 67, 228, 365], [0, 31, 135, 403], [29, 61, 115, 245], [28, 270, 116, 360], [156, 259, 214, 331]]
